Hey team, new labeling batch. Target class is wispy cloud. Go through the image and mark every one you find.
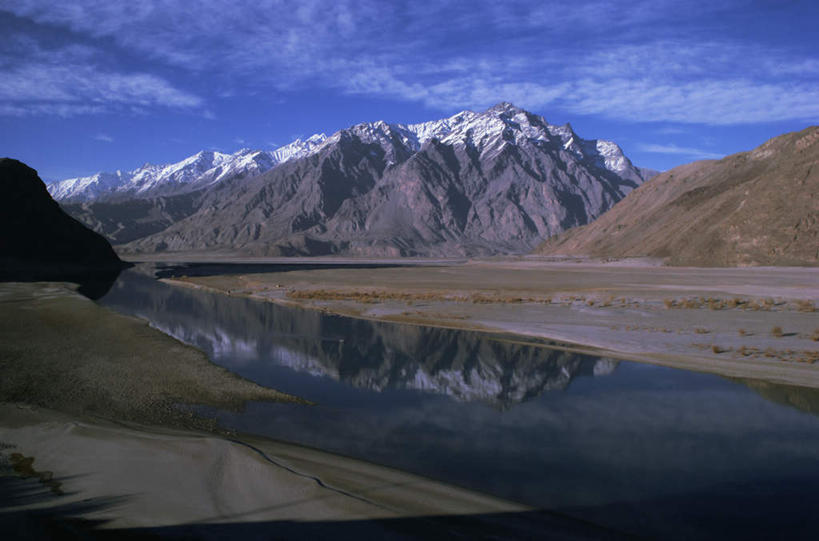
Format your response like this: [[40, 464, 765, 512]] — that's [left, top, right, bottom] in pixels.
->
[[656, 127, 687, 135], [566, 79, 819, 125], [639, 143, 724, 160], [93, 133, 113, 142], [0, 63, 202, 107], [3, 0, 818, 124], [0, 103, 107, 117], [0, 20, 203, 117]]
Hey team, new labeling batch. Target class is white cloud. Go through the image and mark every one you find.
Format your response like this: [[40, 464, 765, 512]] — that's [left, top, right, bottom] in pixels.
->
[[0, 61, 203, 116], [0, 63, 201, 108], [93, 133, 114, 142], [0, 103, 107, 117], [3, 0, 817, 125], [567, 79, 819, 125], [0, 19, 203, 117], [656, 127, 687, 135], [638, 143, 724, 160]]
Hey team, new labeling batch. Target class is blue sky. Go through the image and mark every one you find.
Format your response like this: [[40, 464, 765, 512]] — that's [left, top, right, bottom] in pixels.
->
[[1, 0, 817, 181]]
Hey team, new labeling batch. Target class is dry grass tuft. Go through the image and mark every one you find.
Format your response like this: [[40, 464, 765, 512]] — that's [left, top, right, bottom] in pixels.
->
[[287, 288, 558, 306], [771, 325, 784, 338], [796, 300, 816, 312]]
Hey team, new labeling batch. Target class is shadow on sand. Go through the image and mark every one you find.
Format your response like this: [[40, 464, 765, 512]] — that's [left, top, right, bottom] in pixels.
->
[[1, 470, 633, 540], [0, 475, 127, 540]]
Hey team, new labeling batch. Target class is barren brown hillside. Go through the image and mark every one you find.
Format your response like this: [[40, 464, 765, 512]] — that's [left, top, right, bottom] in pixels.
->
[[537, 126, 819, 266]]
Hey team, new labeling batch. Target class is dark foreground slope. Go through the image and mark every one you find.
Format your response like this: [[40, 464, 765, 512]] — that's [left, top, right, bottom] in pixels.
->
[[537, 126, 819, 266], [0, 158, 125, 281]]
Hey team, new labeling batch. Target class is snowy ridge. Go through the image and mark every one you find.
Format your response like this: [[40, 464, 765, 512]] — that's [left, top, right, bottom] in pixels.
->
[[342, 102, 642, 181], [271, 133, 327, 163], [49, 137, 329, 202], [49, 102, 645, 202]]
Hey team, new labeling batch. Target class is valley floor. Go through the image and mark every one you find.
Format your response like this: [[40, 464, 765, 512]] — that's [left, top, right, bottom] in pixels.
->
[[1, 282, 605, 539], [164, 257, 819, 389]]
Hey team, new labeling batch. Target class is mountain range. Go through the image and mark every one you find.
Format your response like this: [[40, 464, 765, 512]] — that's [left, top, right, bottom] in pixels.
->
[[537, 125, 819, 266], [50, 103, 655, 256]]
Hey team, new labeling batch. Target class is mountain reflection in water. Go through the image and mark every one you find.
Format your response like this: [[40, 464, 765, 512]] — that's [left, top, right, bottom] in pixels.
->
[[101, 268, 617, 407]]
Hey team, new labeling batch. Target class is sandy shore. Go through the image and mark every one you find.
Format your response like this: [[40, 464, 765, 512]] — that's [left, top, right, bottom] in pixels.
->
[[166, 258, 819, 388], [1, 281, 618, 539]]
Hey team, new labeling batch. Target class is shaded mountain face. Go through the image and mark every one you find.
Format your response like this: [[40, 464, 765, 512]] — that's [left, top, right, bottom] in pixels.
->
[[103, 103, 648, 256], [61, 190, 205, 244], [0, 158, 124, 282], [537, 126, 819, 266]]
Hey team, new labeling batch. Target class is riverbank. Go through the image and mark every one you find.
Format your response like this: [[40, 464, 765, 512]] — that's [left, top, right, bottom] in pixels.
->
[[2, 281, 610, 539], [165, 258, 819, 388]]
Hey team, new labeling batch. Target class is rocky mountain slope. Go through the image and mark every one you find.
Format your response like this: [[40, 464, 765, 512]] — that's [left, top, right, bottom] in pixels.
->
[[0, 158, 124, 280], [112, 103, 649, 256], [61, 191, 204, 244], [537, 126, 819, 266]]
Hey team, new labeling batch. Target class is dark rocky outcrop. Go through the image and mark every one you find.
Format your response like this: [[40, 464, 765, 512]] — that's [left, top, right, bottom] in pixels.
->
[[0, 158, 127, 289]]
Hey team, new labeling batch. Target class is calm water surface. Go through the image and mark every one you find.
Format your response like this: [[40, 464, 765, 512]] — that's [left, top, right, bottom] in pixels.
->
[[98, 267, 819, 539]]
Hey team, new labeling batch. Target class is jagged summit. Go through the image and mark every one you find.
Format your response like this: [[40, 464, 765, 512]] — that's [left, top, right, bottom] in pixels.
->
[[487, 101, 522, 114]]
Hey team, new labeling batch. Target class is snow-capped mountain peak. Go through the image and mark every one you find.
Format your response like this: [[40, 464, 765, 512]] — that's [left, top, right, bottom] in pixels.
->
[[404, 110, 477, 144], [271, 133, 328, 163]]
